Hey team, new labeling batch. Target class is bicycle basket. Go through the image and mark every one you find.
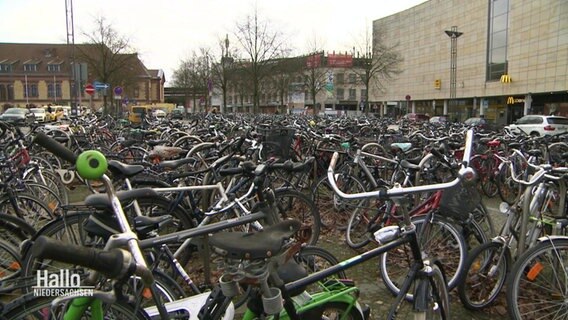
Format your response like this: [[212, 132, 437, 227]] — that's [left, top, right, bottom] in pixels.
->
[[259, 127, 296, 160], [439, 182, 481, 221]]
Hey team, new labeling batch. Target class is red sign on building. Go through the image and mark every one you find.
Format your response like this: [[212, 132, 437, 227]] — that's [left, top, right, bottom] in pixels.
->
[[328, 54, 353, 68], [306, 54, 321, 68]]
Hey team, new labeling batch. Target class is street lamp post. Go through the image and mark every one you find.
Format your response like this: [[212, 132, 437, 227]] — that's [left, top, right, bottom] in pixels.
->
[[445, 26, 463, 121]]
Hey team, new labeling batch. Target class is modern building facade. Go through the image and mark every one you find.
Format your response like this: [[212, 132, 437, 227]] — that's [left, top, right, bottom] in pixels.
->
[[372, 0, 567, 124], [0, 43, 165, 112]]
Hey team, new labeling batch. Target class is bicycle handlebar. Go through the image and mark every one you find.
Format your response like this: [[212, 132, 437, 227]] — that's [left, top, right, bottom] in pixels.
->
[[33, 132, 77, 164], [327, 129, 476, 200], [32, 235, 135, 280]]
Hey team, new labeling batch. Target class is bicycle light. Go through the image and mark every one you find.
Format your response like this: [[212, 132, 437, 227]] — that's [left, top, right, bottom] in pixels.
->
[[374, 226, 401, 244]]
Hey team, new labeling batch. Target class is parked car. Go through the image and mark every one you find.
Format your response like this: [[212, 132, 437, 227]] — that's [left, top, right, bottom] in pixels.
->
[[429, 115, 448, 125], [170, 108, 184, 120], [0, 108, 33, 125], [29, 108, 48, 122], [464, 117, 488, 128], [505, 115, 568, 136], [402, 113, 430, 123]]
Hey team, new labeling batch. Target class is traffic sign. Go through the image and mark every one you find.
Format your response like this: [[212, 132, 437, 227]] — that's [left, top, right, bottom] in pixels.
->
[[114, 86, 123, 96], [85, 83, 95, 95], [93, 81, 109, 90]]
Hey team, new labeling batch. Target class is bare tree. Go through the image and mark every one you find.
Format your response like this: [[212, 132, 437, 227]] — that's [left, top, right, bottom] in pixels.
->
[[234, 7, 289, 113], [209, 35, 240, 113], [76, 16, 138, 115], [352, 26, 403, 113], [172, 48, 213, 113], [302, 37, 330, 115]]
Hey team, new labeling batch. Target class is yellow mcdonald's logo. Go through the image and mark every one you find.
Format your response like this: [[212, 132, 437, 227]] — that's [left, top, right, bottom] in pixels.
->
[[501, 74, 512, 83], [507, 96, 525, 104]]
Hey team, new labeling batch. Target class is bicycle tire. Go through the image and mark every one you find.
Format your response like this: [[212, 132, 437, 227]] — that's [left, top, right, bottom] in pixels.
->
[[379, 215, 466, 300], [458, 241, 510, 310], [0, 213, 36, 247], [506, 237, 568, 320], [389, 262, 450, 320], [0, 239, 22, 282], [312, 174, 365, 230], [346, 198, 390, 249], [1, 294, 151, 320], [273, 188, 321, 246], [0, 192, 55, 231]]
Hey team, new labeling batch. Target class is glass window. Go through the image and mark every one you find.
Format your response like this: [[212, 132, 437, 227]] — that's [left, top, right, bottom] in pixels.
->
[[47, 64, 61, 72], [492, 0, 509, 17], [24, 84, 38, 98], [487, 0, 509, 81], [348, 74, 356, 84], [0, 84, 14, 101], [549, 117, 568, 125], [336, 88, 344, 100], [24, 64, 37, 72], [0, 64, 12, 72], [47, 84, 62, 98], [490, 47, 507, 63], [335, 73, 344, 85], [361, 89, 367, 100], [491, 30, 507, 50], [348, 89, 356, 100], [492, 14, 507, 33]]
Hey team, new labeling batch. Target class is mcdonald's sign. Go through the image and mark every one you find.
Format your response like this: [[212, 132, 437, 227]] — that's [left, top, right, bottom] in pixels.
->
[[507, 96, 525, 104], [500, 74, 512, 83], [434, 79, 441, 89]]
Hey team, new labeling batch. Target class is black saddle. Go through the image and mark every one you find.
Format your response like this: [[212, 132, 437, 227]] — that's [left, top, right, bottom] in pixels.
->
[[209, 220, 301, 260]]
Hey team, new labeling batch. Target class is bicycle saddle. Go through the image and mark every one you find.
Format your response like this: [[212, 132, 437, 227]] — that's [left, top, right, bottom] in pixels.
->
[[157, 158, 195, 170], [108, 160, 145, 178], [84, 188, 159, 209], [209, 220, 301, 260]]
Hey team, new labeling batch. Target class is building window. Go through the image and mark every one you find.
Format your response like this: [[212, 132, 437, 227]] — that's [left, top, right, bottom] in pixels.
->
[[0, 84, 14, 101], [228, 96, 232, 104], [134, 87, 140, 98], [361, 89, 367, 100], [348, 89, 356, 100], [486, 0, 509, 81], [336, 88, 344, 100], [335, 73, 344, 85], [24, 84, 38, 98], [24, 64, 38, 72], [47, 64, 61, 72], [0, 64, 12, 73], [348, 74, 357, 84], [47, 83, 62, 98]]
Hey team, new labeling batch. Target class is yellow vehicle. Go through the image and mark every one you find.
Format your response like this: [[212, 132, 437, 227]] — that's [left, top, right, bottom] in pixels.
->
[[128, 105, 152, 124]]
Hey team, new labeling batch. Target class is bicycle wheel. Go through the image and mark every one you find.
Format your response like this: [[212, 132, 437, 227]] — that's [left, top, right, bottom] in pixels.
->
[[506, 238, 568, 320], [0, 239, 22, 282], [390, 262, 450, 320], [496, 161, 520, 205], [458, 241, 510, 310], [273, 188, 321, 246], [346, 198, 390, 249], [300, 301, 364, 320], [0, 193, 55, 230], [379, 215, 466, 300], [0, 213, 36, 247], [480, 157, 499, 198], [312, 174, 365, 230], [1, 294, 151, 320]]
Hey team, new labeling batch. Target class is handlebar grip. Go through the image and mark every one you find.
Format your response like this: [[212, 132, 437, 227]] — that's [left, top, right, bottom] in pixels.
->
[[219, 167, 245, 176], [32, 236, 132, 280], [33, 132, 77, 164]]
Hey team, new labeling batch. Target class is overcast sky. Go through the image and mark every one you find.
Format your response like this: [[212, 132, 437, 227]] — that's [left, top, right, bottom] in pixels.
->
[[1, 0, 426, 84]]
